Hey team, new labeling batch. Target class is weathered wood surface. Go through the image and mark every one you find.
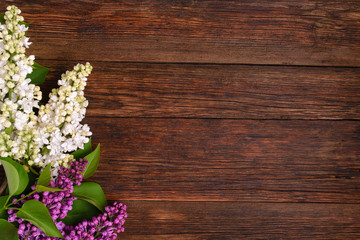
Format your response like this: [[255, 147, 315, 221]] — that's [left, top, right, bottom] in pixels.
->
[[1, 0, 360, 66], [86, 118, 360, 203], [120, 201, 360, 239], [39, 60, 360, 119]]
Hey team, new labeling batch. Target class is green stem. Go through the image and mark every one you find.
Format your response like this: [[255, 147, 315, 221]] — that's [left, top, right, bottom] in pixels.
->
[[3, 195, 10, 207], [6, 207, 19, 210], [6, 190, 35, 207], [29, 166, 39, 176]]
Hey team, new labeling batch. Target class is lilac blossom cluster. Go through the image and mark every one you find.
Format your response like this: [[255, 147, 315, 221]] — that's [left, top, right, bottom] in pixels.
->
[[7, 158, 127, 239], [8, 158, 88, 239], [0, 6, 92, 174], [64, 202, 127, 240]]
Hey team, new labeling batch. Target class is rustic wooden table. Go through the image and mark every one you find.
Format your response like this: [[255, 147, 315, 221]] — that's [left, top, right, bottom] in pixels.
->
[[1, 0, 359, 239]]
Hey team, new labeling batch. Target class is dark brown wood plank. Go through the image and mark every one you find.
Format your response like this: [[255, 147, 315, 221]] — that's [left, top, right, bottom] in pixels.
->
[[86, 118, 360, 203], [119, 201, 360, 239], [38, 60, 360, 120], [1, 0, 360, 66]]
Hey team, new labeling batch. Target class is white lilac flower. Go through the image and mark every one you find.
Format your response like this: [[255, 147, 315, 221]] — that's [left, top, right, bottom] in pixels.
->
[[0, 6, 40, 165], [0, 6, 92, 176], [36, 62, 92, 172]]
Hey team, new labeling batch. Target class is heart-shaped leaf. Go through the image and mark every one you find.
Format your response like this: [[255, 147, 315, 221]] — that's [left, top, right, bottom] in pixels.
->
[[82, 143, 100, 179], [16, 200, 64, 239], [62, 199, 101, 226], [0, 157, 28, 197], [72, 138, 92, 160], [0, 219, 18, 240], [27, 61, 50, 85], [72, 182, 107, 212], [0, 195, 8, 219], [36, 164, 51, 187]]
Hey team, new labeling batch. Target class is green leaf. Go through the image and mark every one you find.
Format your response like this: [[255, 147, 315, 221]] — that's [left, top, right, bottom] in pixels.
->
[[0, 14, 5, 24], [23, 171, 38, 195], [35, 185, 65, 192], [16, 200, 64, 239], [0, 195, 8, 219], [36, 164, 51, 187], [0, 157, 28, 197], [62, 199, 101, 226], [0, 219, 18, 240], [72, 182, 107, 212], [27, 61, 51, 85], [20, 21, 31, 28], [72, 138, 92, 160], [0, 196, 7, 208], [82, 143, 100, 179]]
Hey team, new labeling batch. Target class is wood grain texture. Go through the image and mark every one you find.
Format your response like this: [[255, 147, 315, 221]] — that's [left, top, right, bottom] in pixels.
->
[[85, 117, 360, 203], [119, 201, 360, 239], [1, 0, 360, 66], [37, 60, 360, 120]]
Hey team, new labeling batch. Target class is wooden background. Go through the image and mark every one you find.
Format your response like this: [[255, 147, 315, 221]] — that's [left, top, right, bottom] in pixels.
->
[[1, 0, 360, 239]]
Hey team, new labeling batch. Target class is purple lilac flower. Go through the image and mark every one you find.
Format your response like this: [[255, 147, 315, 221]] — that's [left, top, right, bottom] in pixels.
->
[[8, 158, 87, 239], [7, 158, 127, 239], [64, 201, 127, 240]]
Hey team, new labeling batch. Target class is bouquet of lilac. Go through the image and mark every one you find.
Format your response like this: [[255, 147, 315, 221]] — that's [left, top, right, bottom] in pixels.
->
[[0, 6, 127, 239]]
